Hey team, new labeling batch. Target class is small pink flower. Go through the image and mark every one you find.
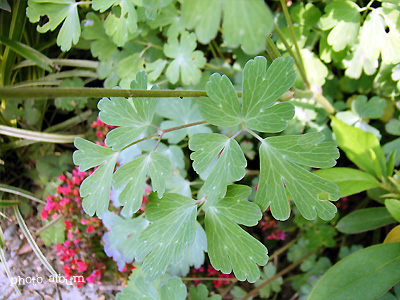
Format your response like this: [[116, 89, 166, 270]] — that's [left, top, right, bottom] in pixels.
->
[[65, 220, 73, 229], [77, 261, 88, 272], [40, 210, 49, 219], [86, 225, 95, 233]]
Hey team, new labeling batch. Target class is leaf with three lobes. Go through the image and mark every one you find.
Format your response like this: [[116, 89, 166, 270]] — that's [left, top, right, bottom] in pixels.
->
[[189, 133, 246, 204], [164, 31, 206, 85], [73, 137, 119, 218], [98, 71, 158, 151], [136, 193, 197, 281], [205, 185, 267, 283], [198, 56, 296, 132], [117, 275, 187, 300], [26, 0, 81, 51], [351, 95, 386, 119], [82, 12, 118, 61], [318, 1, 361, 51], [102, 211, 149, 271], [156, 98, 211, 144], [112, 151, 171, 218], [92, 0, 139, 47], [255, 132, 340, 221]]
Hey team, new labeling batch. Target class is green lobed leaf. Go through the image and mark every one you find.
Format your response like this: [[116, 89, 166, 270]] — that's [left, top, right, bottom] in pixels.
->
[[98, 71, 158, 150], [255, 132, 340, 221], [189, 133, 247, 204], [318, 0, 361, 51], [342, 43, 379, 79], [189, 284, 222, 300], [102, 211, 149, 271], [136, 193, 197, 281], [386, 118, 400, 136], [117, 274, 187, 300], [313, 167, 381, 197], [112, 152, 171, 218], [81, 12, 118, 61], [331, 117, 387, 178], [198, 56, 296, 132], [352, 95, 386, 119], [26, 0, 81, 51], [164, 31, 206, 85], [222, 0, 273, 55], [309, 243, 400, 300], [73, 137, 119, 218], [168, 221, 207, 277], [205, 185, 267, 283], [93, 0, 139, 47], [336, 207, 396, 234], [360, 8, 400, 64], [181, 0, 221, 44]]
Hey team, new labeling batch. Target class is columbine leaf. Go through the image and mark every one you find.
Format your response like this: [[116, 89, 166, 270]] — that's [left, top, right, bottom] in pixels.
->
[[102, 212, 149, 271], [93, 0, 139, 47], [136, 193, 197, 281], [181, 0, 221, 44], [164, 31, 206, 85], [318, 0, 361, 51], [169, 221, 207, 277], [343, 43, 379, 79], [351, 95, 386, 119], [242, 56, 296, 132], [82, 12, 118, 61], [360, 8, 400, 64], [73, 138, 119, 218], [98, 71, 158, 150], [117, 275, 187, 300], [156, 98, 211, 144], [26, 0, 81, 51], [112, 152, 171, 218], [386, 118, 400, 136], [255, 132, 340, 221], [205, 185, 267, 283], [198, 56, 296, 131], [189, 133, 246, 204], [223, 0, 273, 55]]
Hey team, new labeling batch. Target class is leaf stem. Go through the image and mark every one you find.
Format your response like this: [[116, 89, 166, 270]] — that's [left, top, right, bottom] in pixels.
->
[[279, 0, 308, 88], [120, 121, 207, 151], [245, 128, 264, 143], [266, 35, 282, 60], [273, 26, 309, 89], [230, 129, 243, 140], [182, 277, 237, 281], [0, 87, 243, 99], [242, 250, 316, 300]]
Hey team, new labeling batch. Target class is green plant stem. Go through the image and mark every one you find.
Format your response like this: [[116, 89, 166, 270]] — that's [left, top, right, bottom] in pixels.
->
[[182, 277, 237, 281], [266, 35, 282, 60], [268, 235, 301, 261], [120, 120, 207, 151], [44, 109, 92, 133], [205, 63, 233, 77], [273, 26, 309, 89], [14, 59, 99, 69], [245, 128, 264, 143], [36, 215, 64, 236], [0, 87, 243, 99], [0, 183, 45, 204], [279, 0, 308, 86], [361, 0, 375, 19], [242, 250, 316, 300]]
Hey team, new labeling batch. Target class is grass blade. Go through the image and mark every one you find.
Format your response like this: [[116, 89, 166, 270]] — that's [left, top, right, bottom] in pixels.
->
[[0, 36, 53, 72], [13, 206, 59, 279], [0, 248, 22, 295], [0, 183, 45, 204], [0, 125, 82, 143]]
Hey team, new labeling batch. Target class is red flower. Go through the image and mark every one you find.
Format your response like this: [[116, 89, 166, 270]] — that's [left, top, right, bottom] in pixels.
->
[[86, 225, 95, 233]]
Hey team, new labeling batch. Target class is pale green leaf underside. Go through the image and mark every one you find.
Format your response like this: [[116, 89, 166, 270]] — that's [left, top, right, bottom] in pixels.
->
[[205, 206, 268, 283], [113, 152, 171, 218], [98, 71, 157, 150], [352, 95, 386, 119], [199, 56, 296, 133], [73, 138, 119, 218], [136, 193, 197, 281], [117, 275, 186, 300], [190, 133, 246, 204], [255, 132, 340, 221], [319, 0, 360, 51], [164, 31, 206, 85]]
